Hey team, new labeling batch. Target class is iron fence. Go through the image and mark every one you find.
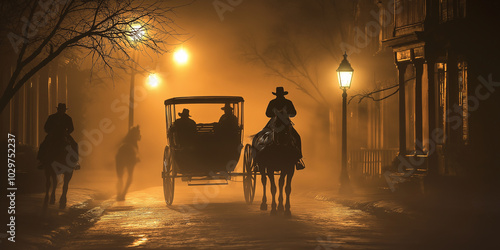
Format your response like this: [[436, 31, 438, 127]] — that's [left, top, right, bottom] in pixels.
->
[[349, 148, 399, 179]]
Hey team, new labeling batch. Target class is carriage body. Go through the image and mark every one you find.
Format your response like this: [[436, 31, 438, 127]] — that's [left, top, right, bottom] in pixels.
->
[[162, 96, 256, 205], [164, 96, 244, 176]]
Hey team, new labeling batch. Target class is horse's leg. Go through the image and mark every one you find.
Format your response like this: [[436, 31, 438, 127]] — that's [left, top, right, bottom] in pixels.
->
[[260, 166, 267, 211], [121, 164, 134, 200], [50, 167, 57, 205], [268, 171, 277, 215], [44, 167, 51, 207], [59, 171, 73, 209], [284, 168, 295, 217], [116, 162, 124, 201], [277, 172, 285, 213]]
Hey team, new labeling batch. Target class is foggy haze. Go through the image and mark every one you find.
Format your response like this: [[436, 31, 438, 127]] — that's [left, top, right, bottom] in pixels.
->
[[4, 0, 500, 248], [69, 0, 384, 193]]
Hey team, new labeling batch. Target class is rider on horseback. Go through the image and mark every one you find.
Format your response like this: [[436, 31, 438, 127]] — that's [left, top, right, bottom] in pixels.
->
[[265, 87, 305, 170], [38, 103, 79, 170]]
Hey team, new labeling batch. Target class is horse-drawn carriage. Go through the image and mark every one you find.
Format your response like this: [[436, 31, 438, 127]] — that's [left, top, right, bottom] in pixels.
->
[[162, 96, 257, 205]]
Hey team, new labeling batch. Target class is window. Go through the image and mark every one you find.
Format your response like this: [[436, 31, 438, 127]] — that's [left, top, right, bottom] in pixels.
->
[[440, 0, 466, 23]]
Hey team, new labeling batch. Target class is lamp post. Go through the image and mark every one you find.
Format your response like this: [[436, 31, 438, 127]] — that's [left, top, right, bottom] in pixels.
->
[[337, 52, 354, 194], [128, 23, 146, 130]]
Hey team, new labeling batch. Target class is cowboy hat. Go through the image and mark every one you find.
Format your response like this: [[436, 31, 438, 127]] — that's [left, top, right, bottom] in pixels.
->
[[178, 108, 191, 117], [56, 103, 68, 110], [221, 103, 233, 111], [272, 86, 288, 96]]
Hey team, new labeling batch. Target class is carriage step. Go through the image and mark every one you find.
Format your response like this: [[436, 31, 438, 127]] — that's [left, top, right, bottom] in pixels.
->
[[187, 182, 228, 186]]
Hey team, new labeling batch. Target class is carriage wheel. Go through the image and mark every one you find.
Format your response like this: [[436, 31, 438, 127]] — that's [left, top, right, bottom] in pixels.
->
[[243, 144, 257, 204], [162, 146, 175, 205]]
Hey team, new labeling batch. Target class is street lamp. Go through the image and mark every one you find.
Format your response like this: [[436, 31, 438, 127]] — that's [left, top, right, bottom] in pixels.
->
[[173, 47, 189, 65], [128, 22, 146, 130], [336, 52, 353, 194], [147, 73, 160, 88]]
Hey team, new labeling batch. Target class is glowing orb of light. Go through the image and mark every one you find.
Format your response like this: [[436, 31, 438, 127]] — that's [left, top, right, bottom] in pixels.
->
[[147, 73, 160, 88], [173, 48, 189, 65]]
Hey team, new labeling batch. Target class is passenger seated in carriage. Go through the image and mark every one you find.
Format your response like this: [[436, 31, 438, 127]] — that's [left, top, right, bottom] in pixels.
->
[[264, 87, 304, 170], [216, 103, 240, 152], [171, 108, 197, 148], [217, 103, 239, 136]]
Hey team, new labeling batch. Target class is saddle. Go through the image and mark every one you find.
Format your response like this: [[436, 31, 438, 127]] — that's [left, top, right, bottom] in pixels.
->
[[253, 115, 298, 152], [254, 128, 274, 152]]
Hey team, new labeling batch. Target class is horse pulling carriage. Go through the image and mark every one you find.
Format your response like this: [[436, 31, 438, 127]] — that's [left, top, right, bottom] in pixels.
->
[[162, 95, 301, 216], [161, 96, 257, 205]]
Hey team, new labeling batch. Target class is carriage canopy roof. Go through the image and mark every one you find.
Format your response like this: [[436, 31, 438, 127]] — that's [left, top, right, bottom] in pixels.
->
[[164, 96, 244, 105]]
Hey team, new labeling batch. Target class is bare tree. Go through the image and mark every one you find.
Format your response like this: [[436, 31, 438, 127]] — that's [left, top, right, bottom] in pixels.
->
[[241, 0, 402, 107], [241, 0, 359, 107], [348, 83, 398, 104], [348, 76, 418, 105], [0, 0, 188, 113], [244, 32, 328, 106]]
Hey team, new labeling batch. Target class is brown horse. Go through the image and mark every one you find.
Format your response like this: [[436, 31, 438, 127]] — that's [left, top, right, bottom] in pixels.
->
[[252, 111, 301, 216], [116, 126, 141, 201], [40, 135, 79, 209]]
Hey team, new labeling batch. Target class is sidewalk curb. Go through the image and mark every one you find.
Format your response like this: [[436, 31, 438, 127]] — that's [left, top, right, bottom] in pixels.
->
[[15, 190, 115, 249], [48, 198, 116, 247]]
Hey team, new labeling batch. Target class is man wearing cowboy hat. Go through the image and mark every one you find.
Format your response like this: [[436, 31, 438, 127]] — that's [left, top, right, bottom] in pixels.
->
[[38, 103, 79, 169], [217, 103, 240, 150], [265, 87, 304, 170], [218, 103, 239, 133], [44, 103, 73, 135], [266, 87, 296, 118], [172, 108, 197, 148]]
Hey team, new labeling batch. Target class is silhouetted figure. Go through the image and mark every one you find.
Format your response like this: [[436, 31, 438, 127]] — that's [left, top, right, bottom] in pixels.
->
[[265, 87, 304, 170], [218, 103, 239, 132], [116, 125, 141, 201], [38, 103, 80, 209], [216, 103, 240, 159], [172, 109, 197, 148], [38, 103, 79, 167], [250, 87, 305, 217], [266, 87, 297, 118]]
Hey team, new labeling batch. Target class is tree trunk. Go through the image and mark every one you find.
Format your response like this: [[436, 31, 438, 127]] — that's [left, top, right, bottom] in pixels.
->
[[0, 88, 14, 114]]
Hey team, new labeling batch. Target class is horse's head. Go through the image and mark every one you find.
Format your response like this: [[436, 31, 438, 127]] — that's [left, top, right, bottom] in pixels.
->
[[270, 108, 291, 128], [126, 125, 141, 143]]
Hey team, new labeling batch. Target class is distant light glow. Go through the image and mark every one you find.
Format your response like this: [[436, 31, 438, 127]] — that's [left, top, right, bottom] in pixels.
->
[[129, 236, 148, 247], [173, 48, 189, 65], [129, 23, 146, 42], [147, 73, 160, 88]]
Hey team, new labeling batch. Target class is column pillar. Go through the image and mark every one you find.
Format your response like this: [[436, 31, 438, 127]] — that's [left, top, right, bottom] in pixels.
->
[[414, 60, 424, 154], [427, 59, 438, 176]]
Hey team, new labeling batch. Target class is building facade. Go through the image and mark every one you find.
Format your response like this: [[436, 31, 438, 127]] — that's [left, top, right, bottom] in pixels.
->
[[383, 0, 500, 180], [0, 55, 84, 150]]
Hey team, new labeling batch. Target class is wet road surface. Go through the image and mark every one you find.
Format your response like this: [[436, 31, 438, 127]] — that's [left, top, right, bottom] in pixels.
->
[[53, 183, 475, 249]]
